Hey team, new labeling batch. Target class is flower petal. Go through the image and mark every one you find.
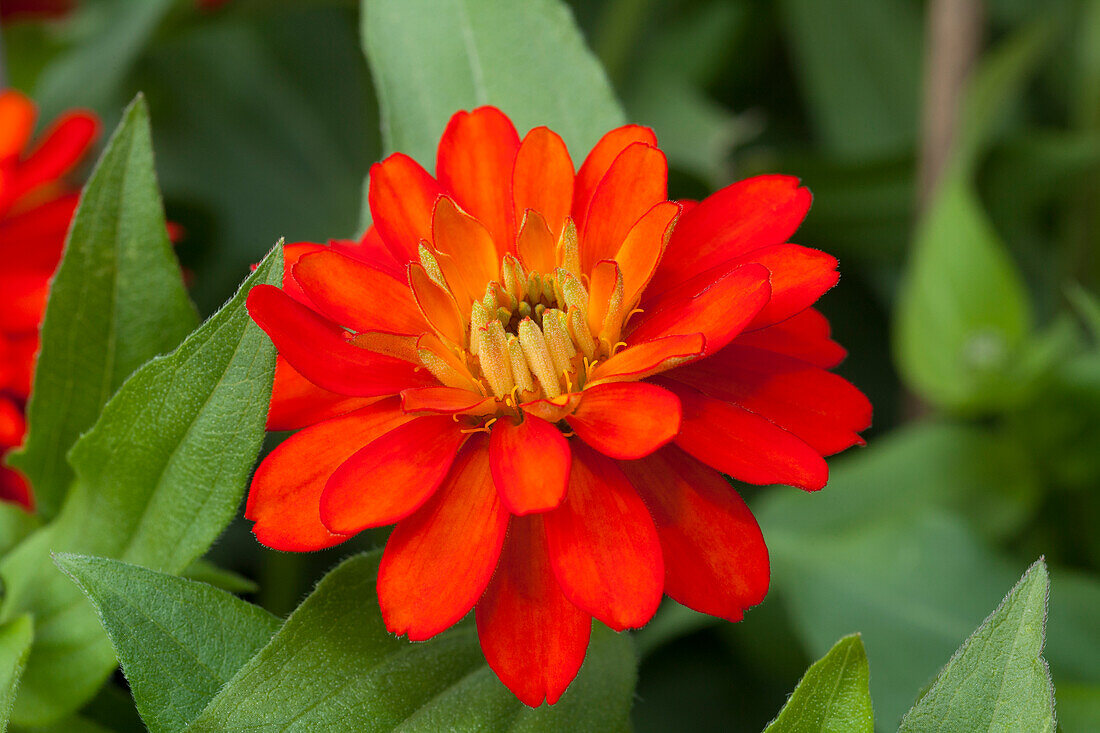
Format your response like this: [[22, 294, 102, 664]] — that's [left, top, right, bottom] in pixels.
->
[[320, 415, 468, 533], [621, 447, 769, 621], [247, 284, 434, 397], [13, 111, 98, 199], [280, 242, 326, 305], [662, 380, 828, 491], [0, 90, 36, 161], [587, 334, 705, 385], [331, 227, 405, 281], [668, 345, 871, 455], [566, 382, 680, 460], [615, 201, 680, 309], [430, 196, 500, 314], [0, 466, 33, 511], [368, 152, 445, 263], [400, 386, 497, 416], [520, 392, 582, 423], [245, 400, 411, 551], [734, 244, 839, 329], [516, 209, 557, 275], [626, 262, 771, 355], [408, 262, 467, 345], [648, 174, 811, 296], [476, 516, 590, 706], [293, 249, 427, 335], [267, 356, 380, 431], [378, 437, 508, 640], [543, 443, 663, 630], [436, 107, 520, 254], [573, 125, 657, 230], [513, 126, 574, 239], [734, 307, 847, 368], [489, 415, 571, 515], [580, 142, 667, 272]]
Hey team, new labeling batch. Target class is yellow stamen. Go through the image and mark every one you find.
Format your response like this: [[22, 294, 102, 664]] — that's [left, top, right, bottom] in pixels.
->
[[542, 308, 576, 376], [506, 334, 536, 394], [557, 268, 588, 314], [558, 218, 580, 276], [418, 243, 448, 289], [469, 301, 491, 356], [502, 254, 526, 303], [480, 321, 515, 398], [418, 349, 472, 390], [517, 317, 562, 398], [569, 308, 597, 360]]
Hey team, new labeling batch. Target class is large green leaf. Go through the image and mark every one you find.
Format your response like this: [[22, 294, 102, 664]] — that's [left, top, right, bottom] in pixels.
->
[[8, 96, 199, 518], [894, 177, 1032, 412], [898, 560, 1055, 732], [54, 555, 281, 733], [764, 634, 873, 733], [361, 0, 625, 168], [186, 552, 637, 731], [0, 247, 280, 726], [777, 0, 922, 160], [0, 617, 33, 733]]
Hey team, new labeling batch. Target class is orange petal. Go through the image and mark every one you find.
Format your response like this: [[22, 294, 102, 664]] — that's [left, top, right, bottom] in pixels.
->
[[587, 333, 705, 385], [0, 90, 37, 161], [520, 392, 582, 423], [245, 399, 412, 551], [663, 380, 828, 491], [734, 244, 839, 329], [543, 442, 663, 630], [267, 356, 380, 431], [615, 201, 680, 308], [573, 125, 657, 230], [400, 385, 496, 415], [734, 307, 847, 368], [585, 260, 620, 339], [378, 437, 508, 640], [14, 111, 98, 198], [294, 250, 426, 335], [626, 263, 771, 356], [280, 242, 326, 304], [436, 107, 520, 255], [580, 142, 668, 272], [431, 196, 501, 315], [513, 126, 574, 239], [320, 415, 468, 533], [246, 284, 434, 397], [566, 382, 680, 460], [408, 262, 467, 345], [489, 415, 571, 515], [621, 447, 770, 621], [476, 516, 590, 706], [515, 209, 557, 275], [648, 174, 812, 296], [368, 152, 445, 263]]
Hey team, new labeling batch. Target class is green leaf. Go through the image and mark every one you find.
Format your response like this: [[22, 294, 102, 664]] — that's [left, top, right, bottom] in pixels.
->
[[0, 616, 33, 733], [894, 177, 1032, 412], [0, 247, 280, 726], [54, 554, 281, 733], [898, 559, 1056, 732], [361, 0, 625, 168], [777, 0, 921, 160], [186, 552, 636, 731], [180, 560, 258, 595], [764, 634, 874, 733], [9, 95, 199, 518], [0, 507, 39, 558]]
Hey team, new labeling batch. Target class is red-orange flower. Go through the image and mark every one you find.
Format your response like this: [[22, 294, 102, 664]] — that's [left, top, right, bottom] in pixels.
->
[[246, 107, 870, 705], [0, 90, 98, 510]]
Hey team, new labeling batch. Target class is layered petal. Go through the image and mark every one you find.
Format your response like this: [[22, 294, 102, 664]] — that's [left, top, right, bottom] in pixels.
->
[[378, 437, 508, 640], [580, 142, 667, 272], [573, 125, 657, 230], [293, 249, 426, 335], [626, 263, 771, 355], [476, 516, 591, 706], [543, 443, 663, 630], [368, 153, 445, 263], [245, 400, 412, 551], [247, 284, 434, 396], [320, 415, 468, 533], [668, 345, 871, 455], [490, 415, 571, 515], [10, 111, 98, 202], [615, 201, 680, 309], [513, 126, 574, 239], [621, 447, 770, 621], [734, 307, 847, 368], [587, 334, 705, 385], [400, 386, 496, 416], [663, 380, 828, 491], [436, 107, 520, 253], [430, 196, 501, 312], [566, 382, 680, 460], [733, 244, 839, 329], [648, 174, 811, 295], [267, 356, 380, 431]]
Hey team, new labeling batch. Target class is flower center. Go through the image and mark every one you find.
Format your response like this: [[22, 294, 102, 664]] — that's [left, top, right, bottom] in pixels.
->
[[415, 217, 631, 404]]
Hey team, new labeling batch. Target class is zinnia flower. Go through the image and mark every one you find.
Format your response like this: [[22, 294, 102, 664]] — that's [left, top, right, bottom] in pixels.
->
[[245, 107, 870, 705], [0, 89, 98, 510]]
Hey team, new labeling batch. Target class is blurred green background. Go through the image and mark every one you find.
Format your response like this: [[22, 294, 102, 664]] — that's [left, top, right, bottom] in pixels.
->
[[3, 0, 1100, 730]]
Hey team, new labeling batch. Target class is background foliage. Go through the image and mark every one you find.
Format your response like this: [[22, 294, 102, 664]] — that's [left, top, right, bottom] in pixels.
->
[[2, 0, 1099, 730]]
